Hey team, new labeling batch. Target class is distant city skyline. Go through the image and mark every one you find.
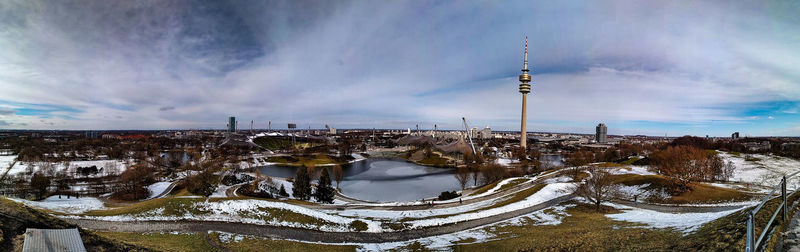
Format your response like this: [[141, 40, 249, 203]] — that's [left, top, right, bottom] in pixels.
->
[[1, 1, 799, 137]]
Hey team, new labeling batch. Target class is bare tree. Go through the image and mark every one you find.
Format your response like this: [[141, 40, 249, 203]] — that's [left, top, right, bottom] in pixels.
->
[[574, 167, 618, 212], [307, 164, 320, 181], [332, 165, 344, 189], [30, 172, 50, 200], [566, 151, 591, 179], [106, 161, 120, 176], [480, 163, 507, 185], [455, 167, 470, 190]]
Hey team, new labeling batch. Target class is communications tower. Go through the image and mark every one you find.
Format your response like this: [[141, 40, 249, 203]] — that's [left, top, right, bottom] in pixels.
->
[[519, 36, 532, 149]]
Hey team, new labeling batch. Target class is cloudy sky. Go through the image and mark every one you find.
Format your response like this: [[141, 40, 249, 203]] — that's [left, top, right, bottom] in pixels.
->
[[0, 0, 798, 136]]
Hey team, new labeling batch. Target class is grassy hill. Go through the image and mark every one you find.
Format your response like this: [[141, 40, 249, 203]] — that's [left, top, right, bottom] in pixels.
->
[[0, 197, 150, 251]]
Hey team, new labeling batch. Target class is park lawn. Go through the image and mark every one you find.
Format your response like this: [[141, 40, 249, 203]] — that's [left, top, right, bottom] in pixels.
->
[[401, 184, 546, 222], [480, 184, 547, 212], [611, 174, 753, 204], [620, 156, 642, 165], [94, 231, 218, 252], [454, 202, 681, 251], [417, 155, 450, 167], [597, 162, 624, 168], [82, 197, 338, 229], [453, 198, 789, 251], [208, 232, 357, 252], [469, 180, 502, 196], [498, 178, 528, 191], [673, 191, 800, 251], [253, 137, 293, 150], [83, 197, 208, 217]]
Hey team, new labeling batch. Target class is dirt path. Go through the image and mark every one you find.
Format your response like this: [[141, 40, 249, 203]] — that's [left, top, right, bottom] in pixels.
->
[[64, 194, 574, 244], [151, 181, 179, 199], [203, 231, 231, 252], [0, 160, 16, 181]]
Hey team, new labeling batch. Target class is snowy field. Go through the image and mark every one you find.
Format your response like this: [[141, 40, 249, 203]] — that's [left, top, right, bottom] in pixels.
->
[[604, 202, 748, 233], [0, 155, 15, 172], [330, 194, 501, 220], [407, 182, 573, 229], [212, 204, 572, 251], [68, 199, 384, 232], [7, 195, 106, 214], [5, 158, 132, 177], [720, 152, 800, 189], [146, 182, 173, 199], [607, 165, 658, 176]]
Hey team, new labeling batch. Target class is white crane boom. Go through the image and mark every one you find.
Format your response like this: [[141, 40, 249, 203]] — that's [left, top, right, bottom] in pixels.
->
[[462, 117, 477, 155]]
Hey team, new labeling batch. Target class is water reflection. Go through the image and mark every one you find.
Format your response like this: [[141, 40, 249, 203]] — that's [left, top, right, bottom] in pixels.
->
[[257, 158, 461, 202]]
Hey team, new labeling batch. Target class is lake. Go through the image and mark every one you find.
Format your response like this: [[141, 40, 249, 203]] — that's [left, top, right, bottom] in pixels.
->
[[257, 158, 463, 202]]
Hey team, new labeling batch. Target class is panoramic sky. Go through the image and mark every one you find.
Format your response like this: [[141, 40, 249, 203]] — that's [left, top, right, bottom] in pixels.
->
[[0, 0, 799, 136]]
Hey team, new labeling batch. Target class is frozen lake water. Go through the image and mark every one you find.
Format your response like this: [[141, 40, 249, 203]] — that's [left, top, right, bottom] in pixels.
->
[[257, 158, 461, 202]]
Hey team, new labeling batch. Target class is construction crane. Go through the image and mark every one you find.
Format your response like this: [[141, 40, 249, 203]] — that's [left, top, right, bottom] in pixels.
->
[[462, 117, 477, 155]]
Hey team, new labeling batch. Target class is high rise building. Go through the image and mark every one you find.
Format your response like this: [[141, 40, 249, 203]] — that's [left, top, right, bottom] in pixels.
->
[[732, 132, 740, 139], [480, 126, 492, 139], [596, 123, 607, 144], [518, 36, 532, 149], [227, 116, 236, 133]]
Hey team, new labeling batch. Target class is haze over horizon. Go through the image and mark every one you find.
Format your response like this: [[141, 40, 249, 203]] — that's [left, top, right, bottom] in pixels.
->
[[1, 0, 799, 137]]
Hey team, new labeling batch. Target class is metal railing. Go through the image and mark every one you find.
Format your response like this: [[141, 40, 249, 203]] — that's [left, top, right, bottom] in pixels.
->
[[746, 170, 800, 252]]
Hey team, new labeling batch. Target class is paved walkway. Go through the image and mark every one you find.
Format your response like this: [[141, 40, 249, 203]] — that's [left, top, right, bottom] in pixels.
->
[[778, 201, 800, 251]]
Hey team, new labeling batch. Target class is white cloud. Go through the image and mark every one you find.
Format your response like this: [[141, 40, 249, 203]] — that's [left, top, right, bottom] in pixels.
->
[[0, 0, 798, 136]]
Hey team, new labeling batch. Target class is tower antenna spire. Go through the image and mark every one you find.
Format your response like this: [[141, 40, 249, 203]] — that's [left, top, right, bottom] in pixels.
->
[[524, 36, 528, 70]]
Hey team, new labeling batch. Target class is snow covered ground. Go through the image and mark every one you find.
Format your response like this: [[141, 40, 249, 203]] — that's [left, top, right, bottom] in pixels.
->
[[604, 202, 749, 233], [272, 178, 294, 197], [614, 183, 668, 202], [351, 153, 367, 163], [213, 204, 572, 251], [5, 158, 132, 177], [495, 158, 514, 167], [407, 182, 574, 229], [7, 195, 106, 214], [0, 155, 15, 172], [146, 182, 173, 199], [720, 152, 800, 190], [330, 195, 501, 220], [607, 165, 658, 176], [543, 176, 572, 184], [70, 199, 384, 232]]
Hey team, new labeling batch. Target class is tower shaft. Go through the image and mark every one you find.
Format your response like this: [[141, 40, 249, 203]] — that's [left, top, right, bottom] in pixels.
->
[[521, 93, 527, 149], [518, 36, 532, 150]]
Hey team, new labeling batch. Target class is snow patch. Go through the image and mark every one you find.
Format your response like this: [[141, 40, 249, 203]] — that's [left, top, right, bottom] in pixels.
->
[[604, 202, 749, 233], [7, 195, 106, 214], [407, 182, 574, 229], [146, 182, 173, 199]]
